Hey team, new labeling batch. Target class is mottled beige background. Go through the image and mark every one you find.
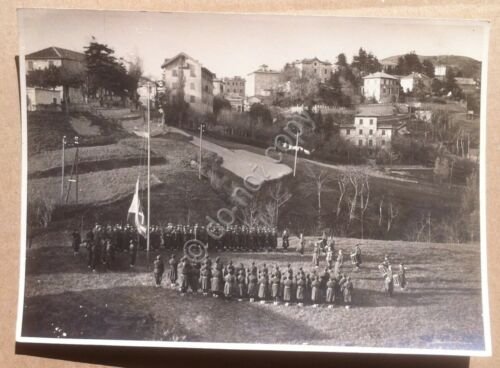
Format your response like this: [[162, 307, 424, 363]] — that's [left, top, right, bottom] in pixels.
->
[[1, 1, 499, 367]]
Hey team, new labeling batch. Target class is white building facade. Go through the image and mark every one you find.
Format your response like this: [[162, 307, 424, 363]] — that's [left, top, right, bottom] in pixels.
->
[[340, 114, 407, 149], [161, 52, 214, 114], [362, 72, 400, 103]]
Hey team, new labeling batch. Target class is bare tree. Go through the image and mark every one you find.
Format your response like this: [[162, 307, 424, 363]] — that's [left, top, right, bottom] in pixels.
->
[[359, 175, 370, 239], [386, 200, 399, 233], [378, 196, 384, 227], [336, 174, 348, 217], [305, 165, 332, 227], [267, 182, 292, 227], [240, 199, 261, 228]]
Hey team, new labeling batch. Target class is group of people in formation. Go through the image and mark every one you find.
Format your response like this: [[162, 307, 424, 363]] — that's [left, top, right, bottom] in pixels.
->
[[71, 223, 283, 261], [70, 222, 408, 302], [153, 255, 355, 308]]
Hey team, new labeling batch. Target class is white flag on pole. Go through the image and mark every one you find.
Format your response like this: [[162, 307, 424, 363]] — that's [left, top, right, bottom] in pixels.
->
[[128, 178, 147, 237]]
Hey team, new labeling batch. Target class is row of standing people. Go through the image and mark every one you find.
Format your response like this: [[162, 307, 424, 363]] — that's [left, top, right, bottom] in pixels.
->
[[72, 223, 282, 255], [154, 255, 355, 307]]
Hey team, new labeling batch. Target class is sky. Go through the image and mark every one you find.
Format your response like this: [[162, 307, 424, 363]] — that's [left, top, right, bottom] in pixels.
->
[[19, 9, 489, 80]]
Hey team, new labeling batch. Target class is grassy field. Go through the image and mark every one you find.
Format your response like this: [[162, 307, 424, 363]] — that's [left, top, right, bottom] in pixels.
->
[[28, 138, 166, 177], [27, 111, 130, 156], [21, 233, 484, 351]]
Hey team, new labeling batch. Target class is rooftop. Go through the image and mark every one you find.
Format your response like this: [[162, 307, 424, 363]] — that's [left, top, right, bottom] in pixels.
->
[[356, 104, 398, 116], [363, 72, 399, 80], [294, 57, 332, 65], [249, 64, 281, 74], [25, 46, 86, 62]]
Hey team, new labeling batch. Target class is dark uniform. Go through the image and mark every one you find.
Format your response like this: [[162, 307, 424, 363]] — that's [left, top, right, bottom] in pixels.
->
[[129, 239, 137, 267], [153, 255, 164, 286], [71, 230, 81, 255], [282, 229, 289, 250]]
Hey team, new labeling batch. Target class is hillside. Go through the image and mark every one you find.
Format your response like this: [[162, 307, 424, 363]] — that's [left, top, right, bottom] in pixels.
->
[[381, 54, 481, 79], [23, 233, 484, 350]]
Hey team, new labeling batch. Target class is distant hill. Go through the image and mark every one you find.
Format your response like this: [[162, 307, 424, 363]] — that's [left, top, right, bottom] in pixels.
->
[[380, 54, 481, 79]]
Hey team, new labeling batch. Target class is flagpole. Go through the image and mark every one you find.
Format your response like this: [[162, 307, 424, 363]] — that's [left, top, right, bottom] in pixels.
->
[[147, 82, 151, 253], [293, 132, 299, 177]]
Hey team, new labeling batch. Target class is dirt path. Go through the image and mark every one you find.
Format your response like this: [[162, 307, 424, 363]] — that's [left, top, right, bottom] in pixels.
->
[[121, 123, 293, 185]]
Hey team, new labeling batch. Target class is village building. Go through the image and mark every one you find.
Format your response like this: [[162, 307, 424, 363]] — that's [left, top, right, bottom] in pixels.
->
[[434, 64, 447, 80], [245, 64, 281, 101], [362, 72, 400, 103], [136, 76, 157, 106], [291, 57, 334, 83], [25, 46, 87, 108], [399, 72, 432, 94], [213, 78, 225, 96], [224, 76, 245, 97], [161, 52, 215, 114], [339, 104, 408, 150]]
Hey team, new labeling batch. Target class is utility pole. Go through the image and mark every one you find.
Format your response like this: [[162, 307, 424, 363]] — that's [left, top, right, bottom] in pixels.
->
[[147, 82, 151, 253], [74, 136, 79, 204], [293, 132, 299, 177], [198, 122, 206, 179], [64, 135, 79, 204], [61, 136, 66, 199]]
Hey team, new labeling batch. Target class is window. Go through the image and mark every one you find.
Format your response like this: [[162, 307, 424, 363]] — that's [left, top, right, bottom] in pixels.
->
[[324, 69, 327, 74], [190, 95, 196, 103], [172, 82, 178, 89], [172, 69, 178, 77], [382, 129, 386, 136], [381, 140, 386, 146], [346, 129, 351, 135], [205, 85, 209, 92], [190, 67, 196, 77], [370, 119, 373, 125], [190, 83, 195, 90], [369, 129, 373, 135], [358, 140, 363, 146], [27, 61, 33, 70], [359, 119, 363, 125], [48, 60, 54, 67], [369, 140, 373, 147]]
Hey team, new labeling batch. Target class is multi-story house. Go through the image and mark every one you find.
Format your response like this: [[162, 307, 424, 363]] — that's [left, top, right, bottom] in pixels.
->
[[339, 105, 408, 150], [399, 72, 432, 94], [161, 52, 214, 114], [434, 64, 447, 80], [213, 78, 225, 96], [291, 57, 334, 83], [25, 46, 87, 106], [362, 72, 400, 103], [224, 76, 245, 97], [245, 64, 281, 100]]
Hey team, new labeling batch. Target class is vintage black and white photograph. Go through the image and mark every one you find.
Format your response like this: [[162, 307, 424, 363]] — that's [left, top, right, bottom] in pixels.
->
[[17, 9, 490, 355]]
